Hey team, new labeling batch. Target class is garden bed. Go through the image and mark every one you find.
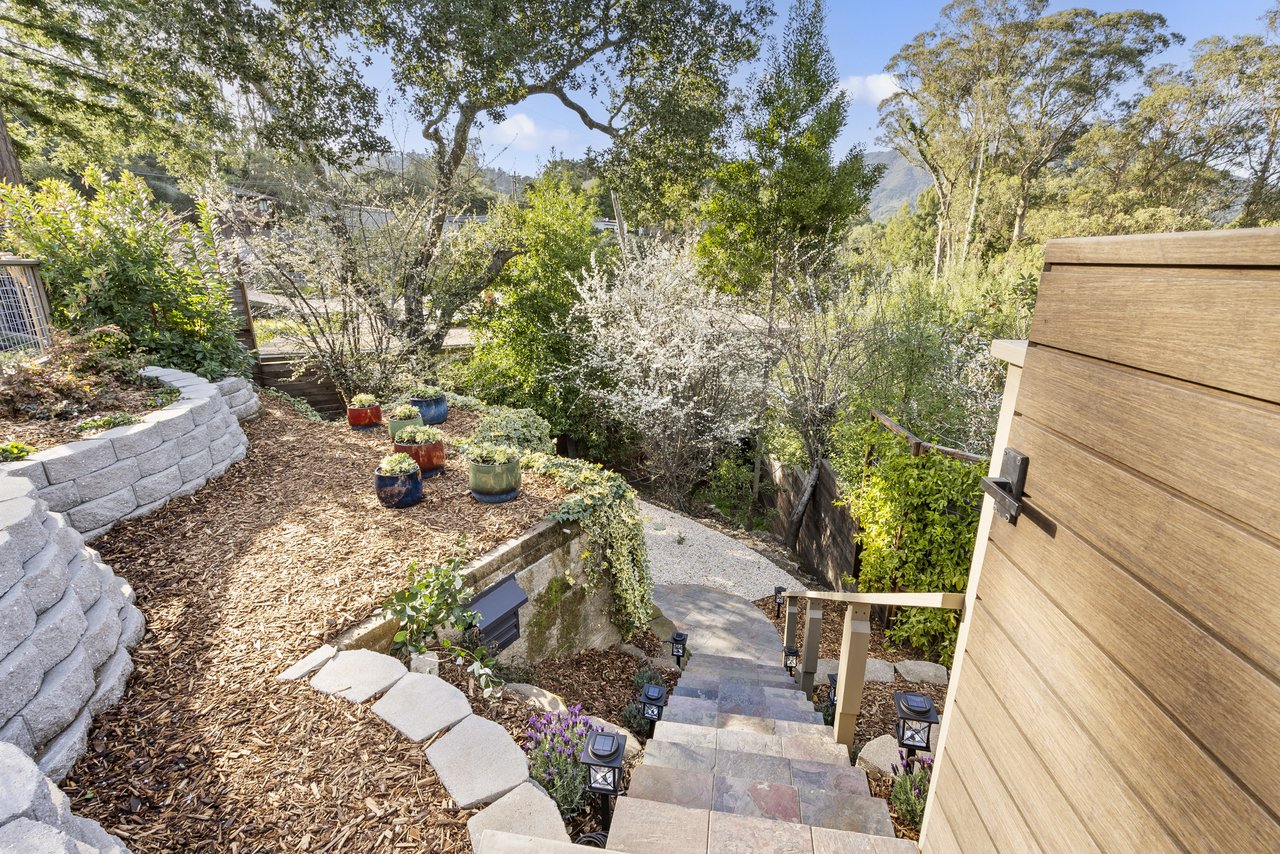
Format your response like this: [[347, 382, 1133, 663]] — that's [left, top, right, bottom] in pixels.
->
[[60, 396, 569, 852]]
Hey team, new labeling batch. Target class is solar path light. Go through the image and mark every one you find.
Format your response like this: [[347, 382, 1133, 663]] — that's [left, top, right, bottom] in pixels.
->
[[894, 691, 939, 766], [668, 631, 688, 668], [579, 729, 627, 833], [774, 585, 786, 619], [784, 644, 799, 676]]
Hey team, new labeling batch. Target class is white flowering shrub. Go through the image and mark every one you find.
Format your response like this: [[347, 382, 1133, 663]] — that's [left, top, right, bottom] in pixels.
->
[[569, 239, 765, 508]]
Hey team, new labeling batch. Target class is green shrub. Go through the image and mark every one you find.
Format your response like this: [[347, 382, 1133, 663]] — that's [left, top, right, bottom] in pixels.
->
[[377, 453, 419, 476], [849, 424, 981, 665], [620, 701, 648, 734], [408, 384, 444, 399], [473, 408, 554, 454], [387, 403, 419, 420], [633, 665, 666, 692], [0, 441, 35, 461], [383, 556, 477, 654], [0, 169, 251, 380], [75, 413, 137, 433], [697, 453, 777, 530], [890, 757, 931, 831], [459, 441, 521, 466], [350, 393, 378, 408], [394, 424, 443, 444]]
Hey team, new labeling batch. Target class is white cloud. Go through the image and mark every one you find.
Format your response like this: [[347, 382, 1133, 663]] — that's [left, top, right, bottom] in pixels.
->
[[484, 112, 572, 152], [841, 73, 902, 106]]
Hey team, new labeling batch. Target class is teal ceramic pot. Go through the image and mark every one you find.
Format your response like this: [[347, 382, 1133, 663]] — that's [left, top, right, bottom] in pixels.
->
[[469, 460, 520, 503]]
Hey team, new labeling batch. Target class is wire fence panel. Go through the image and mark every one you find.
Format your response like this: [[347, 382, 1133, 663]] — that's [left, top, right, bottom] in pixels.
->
[[0, 257, 53, 356]]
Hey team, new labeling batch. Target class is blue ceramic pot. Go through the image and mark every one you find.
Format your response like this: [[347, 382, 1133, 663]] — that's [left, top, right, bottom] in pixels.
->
[[411, 394, 448, 425], [374, 470, 423, 509]]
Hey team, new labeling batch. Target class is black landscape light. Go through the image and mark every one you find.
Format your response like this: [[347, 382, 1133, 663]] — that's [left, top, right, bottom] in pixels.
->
[[774, 585, 786, 619], [581, 730, 627, 796], [638, 683, 668, 727], [467, 573, 528, 653], [669, 631, 688, 668], [826, 672, 838, 712], [894, 691, 939, 759], [784, 645, 799, 676]]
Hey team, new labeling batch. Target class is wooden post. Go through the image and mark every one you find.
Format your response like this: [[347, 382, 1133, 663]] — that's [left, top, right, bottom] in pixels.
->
[[832, 603, 871, 748], [783, 596, 799, 678], [800, 601, 822, 696]]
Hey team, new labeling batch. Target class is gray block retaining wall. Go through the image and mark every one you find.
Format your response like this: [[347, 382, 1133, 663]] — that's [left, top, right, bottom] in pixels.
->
[[0, 742, 131, 853], [0, 368, 260, 542]]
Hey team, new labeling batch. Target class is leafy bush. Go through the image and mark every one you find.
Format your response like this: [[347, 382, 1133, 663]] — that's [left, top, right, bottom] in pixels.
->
[[524, 706, 600, 818], [146, 387, 182, 408], [387, 403, 419, 420], [848, 424, 981, 665], [445, 391, 488, 412], [0, 327, 148, 421], [472, 408, 554, 454], [460, 441, 521, 466], [697, 453, 777, 530], [383, 556, 477, 655], [75, 413, 137, 433], [350, 393, 378, 408], [0, 170, 251, 380], [633, 665, 666, 692], [620, 702, 648, 734], [394, 424, 443, 444], [890, 753, 932, 831], [377, 453, 420, 476], [408, 384, 444, 400], [0, 441, 35, 461]]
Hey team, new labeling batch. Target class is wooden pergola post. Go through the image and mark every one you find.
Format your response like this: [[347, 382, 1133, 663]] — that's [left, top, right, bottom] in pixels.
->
[[799, 601, 822, 696]]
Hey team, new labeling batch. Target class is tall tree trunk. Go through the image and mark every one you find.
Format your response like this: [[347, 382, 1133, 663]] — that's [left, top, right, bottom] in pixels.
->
[[1238, 120, 1278, 228], [0, 112, 22, 187], [785, 461, 821, 550], [748, 252, 782, 525], [960, 140, 985, 266], [1011, 176, 1029, 247]]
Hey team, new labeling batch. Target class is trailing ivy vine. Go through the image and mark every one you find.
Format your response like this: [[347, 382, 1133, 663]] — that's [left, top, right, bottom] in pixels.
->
[[847, 423, 981, 665]]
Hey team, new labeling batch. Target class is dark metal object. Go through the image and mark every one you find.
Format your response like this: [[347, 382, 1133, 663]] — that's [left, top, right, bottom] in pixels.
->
[[894, 691, 939, 759], [774, 585, 785, 619], [980, 447, 1029, 524], [467, 573, 528, 652], [826, 672, 838, 711], [784, 645, 799, 676], [669, 631, 688, 668], [576, 830, 611, 847], [639, 683, 668, 728]]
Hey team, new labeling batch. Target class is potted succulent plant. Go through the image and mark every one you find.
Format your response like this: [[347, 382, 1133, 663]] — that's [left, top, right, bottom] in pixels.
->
[[393, 424, 446, 477], [409, 384, 449, 425], [375, 452, 423, 509], [462, 441, 521, 503], [347, 393, 381, 429], [386, 402, 423, 439]]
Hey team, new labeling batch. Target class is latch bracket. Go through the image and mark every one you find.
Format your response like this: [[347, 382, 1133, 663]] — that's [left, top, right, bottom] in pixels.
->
[[981, 447, 1029, 524]]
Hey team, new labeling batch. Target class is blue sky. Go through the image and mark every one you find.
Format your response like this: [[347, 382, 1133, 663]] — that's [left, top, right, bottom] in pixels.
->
[[366, 1, 1277, 176]]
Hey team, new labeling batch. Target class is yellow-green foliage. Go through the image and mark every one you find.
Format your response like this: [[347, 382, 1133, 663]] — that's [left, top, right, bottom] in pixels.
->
[[848, 424, 981, 665]]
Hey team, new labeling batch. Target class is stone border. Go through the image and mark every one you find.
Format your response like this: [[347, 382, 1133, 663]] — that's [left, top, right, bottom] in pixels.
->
[[0, 742, 131, 853], [0, 367, 260, 541]]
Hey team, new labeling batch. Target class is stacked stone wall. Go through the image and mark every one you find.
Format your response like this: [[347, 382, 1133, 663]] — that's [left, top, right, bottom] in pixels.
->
[[0, 368, 260, 541], [0, 742, 131, 852]]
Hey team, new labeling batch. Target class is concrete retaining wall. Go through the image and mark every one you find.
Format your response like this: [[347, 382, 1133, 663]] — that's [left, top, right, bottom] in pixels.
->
[[0, 368, 260, 542], [0, 475, 145, 781], [0, 742, 130, 853]]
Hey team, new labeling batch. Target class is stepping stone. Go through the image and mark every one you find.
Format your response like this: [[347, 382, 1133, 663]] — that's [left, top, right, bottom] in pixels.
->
[[466, 781, 569, 851], [589, 716, 643, 761], [664, 696, 717, 727], [426, 714, 529, 808], [628, 765, 714, 811], [653, 721, 717, 749], [712, 774, 802, 823], [790, 759, 869, 797], [855, 733, 932, 777], [800, 789, 894, 837], [309, 649, 406, 702], [609, 798, 710, 854], [816, 657, 895, 684], [708, 811, 811, 854], [812, 826, 919, 853], [277, 645, 335, 681], [644, 740, 715, 773], [714, 748, 791, 783], [504, 682, 566, 713], [894, 659, 948, 685], [372, 673, 471, 742]]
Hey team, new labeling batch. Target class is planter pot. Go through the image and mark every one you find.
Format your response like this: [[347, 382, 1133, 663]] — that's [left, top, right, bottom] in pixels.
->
[[469, 460, 521, 503], [375, 470, 423, 509], [393, 440, 445, 477], [387, 414, 424, 440], [347, 404, 381, 429], [411, 394, 449, 425]]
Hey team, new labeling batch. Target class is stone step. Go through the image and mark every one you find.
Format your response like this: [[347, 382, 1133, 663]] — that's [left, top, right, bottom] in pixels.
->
[[666, 689, 824, 728], [608, 797, 710, 854], [474, 829, 625, 854], [627, 764, 892, 835], [641, 742, 870, 798]]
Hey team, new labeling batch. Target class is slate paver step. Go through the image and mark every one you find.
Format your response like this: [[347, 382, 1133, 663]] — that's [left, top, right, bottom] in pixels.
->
[[473, 829, 626, 853], [812, 826, 919, 853], [652, 720, 718, 749], [799, 788, 894, 837], [425, 714, 529, 808], [627, 764, 714, 811], [664, 695, 717, 727], [371, 672, 471, 742], [643, 739, 716, 772], [308, 649, 406, 702], [708, 810, 812, 853], [712, 772, 802, 823], [607, 797, 710, 854], [791, 759, 870, 797]]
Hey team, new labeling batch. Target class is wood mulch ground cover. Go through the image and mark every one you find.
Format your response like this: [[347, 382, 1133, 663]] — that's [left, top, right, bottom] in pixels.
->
[[61, 397, 571, 853]]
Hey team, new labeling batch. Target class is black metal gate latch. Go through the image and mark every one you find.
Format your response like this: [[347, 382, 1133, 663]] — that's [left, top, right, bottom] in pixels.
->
[[981, 448, 1029, 525]]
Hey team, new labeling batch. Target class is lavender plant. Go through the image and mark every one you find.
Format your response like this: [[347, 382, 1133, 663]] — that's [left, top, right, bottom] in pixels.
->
[[889, 750, 932, 830], [523, 705, 601, 818]]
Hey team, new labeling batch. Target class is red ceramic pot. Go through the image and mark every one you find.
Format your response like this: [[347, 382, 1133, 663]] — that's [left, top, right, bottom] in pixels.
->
[[347, 404, 381, 429], [393, 439, 445, 476]]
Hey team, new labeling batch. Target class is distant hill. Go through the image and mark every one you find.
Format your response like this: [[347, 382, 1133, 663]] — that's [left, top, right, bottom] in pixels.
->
[[864, 149, 932, 221]]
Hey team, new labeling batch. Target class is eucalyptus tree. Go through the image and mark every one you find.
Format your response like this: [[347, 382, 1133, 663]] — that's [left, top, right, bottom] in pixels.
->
[[0, 0, 384, 185]]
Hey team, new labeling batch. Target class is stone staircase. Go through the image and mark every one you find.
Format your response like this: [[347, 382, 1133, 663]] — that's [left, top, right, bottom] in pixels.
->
[[599, 650, 912, 853]]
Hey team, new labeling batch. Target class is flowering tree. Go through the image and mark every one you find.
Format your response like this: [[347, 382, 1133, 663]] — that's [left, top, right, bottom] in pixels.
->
[[569, 239, 765, 509]]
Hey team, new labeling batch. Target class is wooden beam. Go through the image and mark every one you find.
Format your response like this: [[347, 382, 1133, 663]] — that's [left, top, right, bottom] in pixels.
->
[[1044, 227, 1280, 267], [832, 603, 871, 748], [800, 601, 822, 696], [783, 590, 965, 610]]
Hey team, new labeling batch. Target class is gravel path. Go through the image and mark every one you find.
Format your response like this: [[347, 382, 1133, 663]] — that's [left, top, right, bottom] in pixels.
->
[[639, 500, 802, 600]]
